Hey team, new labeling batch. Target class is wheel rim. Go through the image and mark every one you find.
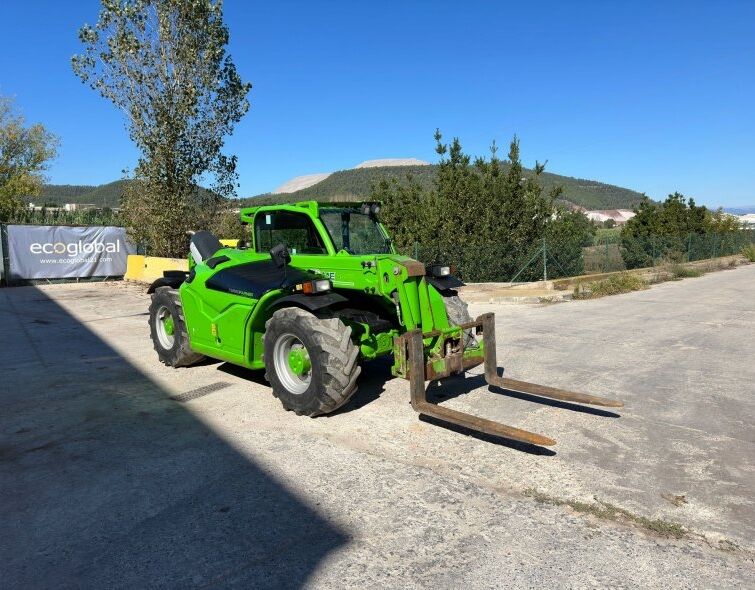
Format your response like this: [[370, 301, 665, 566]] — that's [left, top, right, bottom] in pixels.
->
[[273, 333, 312, 395], [155, 305, 175, 350]]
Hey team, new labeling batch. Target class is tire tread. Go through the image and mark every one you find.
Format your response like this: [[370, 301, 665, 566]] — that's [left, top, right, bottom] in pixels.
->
[[264, 307, 361, 416]]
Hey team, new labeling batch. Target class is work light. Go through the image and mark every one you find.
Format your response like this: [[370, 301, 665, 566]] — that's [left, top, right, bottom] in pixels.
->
[[429, 265, 451, 277]]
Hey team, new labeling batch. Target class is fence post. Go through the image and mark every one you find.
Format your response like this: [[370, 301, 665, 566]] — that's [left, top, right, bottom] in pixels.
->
[[651, 236, 656, 266], [0, 224, 8, 286], [413, 241, 419, 261], [686, 233, 692, 262], [604, 238, 609, 273], [542, 238, 547, 282], [712, 233, 717, 259]]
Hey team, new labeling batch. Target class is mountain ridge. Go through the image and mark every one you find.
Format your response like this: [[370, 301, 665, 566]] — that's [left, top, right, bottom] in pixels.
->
[[37, 164, 649, 211], [241, 164, 648, 210]]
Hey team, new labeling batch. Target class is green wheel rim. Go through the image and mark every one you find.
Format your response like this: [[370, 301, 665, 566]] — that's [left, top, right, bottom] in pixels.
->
[[273, 333, 312, 394], [155, 305, 175, 349], [288, 347, 312, 376]]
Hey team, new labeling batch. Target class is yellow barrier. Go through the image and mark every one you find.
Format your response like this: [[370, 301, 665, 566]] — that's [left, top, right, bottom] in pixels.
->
[[125, 255, 188, 283]]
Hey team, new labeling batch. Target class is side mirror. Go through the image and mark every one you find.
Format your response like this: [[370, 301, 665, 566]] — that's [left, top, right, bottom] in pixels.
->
[[270, 243, 291, 268], [360, 202, 381, 218]]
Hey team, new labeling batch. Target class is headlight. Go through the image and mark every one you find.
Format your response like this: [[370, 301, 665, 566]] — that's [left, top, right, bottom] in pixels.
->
[[429, 265, 451, 277], [298, 279, 331, 294]]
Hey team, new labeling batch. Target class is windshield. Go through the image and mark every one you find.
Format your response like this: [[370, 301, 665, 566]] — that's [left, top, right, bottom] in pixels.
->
[[320, 208, 392, 255]]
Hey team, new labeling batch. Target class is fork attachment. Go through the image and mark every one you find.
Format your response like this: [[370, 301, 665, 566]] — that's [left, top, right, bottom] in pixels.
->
[[401, 313, 623, 447]]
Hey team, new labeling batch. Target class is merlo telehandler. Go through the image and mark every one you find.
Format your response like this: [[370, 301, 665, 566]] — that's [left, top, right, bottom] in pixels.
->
[[148, 201, 622, 446]]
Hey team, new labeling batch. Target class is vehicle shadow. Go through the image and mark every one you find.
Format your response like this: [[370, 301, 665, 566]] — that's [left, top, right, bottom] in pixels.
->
[[417, 414, 557, 456], [336, 358, 557, 455], [0, 286, 347, 589], [199, 336, 566, 456], [217, 360, 268, 385], [433, 372, 622, 419], [333, 356, 391, 414]]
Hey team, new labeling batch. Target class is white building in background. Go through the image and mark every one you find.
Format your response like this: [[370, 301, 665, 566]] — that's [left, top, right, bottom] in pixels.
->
[[584, 209, 636, 225], [26, 202, 106, 213], [738, 213, 755, 227], [63, 203, 97, 211]]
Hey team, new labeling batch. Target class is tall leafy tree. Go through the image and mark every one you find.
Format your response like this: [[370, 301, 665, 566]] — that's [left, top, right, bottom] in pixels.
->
[[0, 97, 59, 221], [72, 0, 251, 256]]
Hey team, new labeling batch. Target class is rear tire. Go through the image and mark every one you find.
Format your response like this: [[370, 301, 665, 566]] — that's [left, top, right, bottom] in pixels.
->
[[149, 287, 205, 367], [264, 307, 361, 416]]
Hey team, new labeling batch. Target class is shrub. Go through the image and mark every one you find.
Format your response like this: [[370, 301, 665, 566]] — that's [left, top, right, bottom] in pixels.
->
[[742, 243, 755, 262], [667, 264, 703, 280], [576, 272, 648, 299]]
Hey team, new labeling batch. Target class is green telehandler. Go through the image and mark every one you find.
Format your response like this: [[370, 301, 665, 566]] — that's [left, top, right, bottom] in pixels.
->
[[148, 201, 622, 446]]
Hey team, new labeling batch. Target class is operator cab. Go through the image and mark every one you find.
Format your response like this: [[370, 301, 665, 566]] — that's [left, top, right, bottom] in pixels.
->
[[252, 205, 391, 256], [254, 210, 328, 255]]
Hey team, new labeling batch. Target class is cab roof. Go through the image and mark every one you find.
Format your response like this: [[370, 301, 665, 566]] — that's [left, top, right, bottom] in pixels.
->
[[240, 200, 380, 223]]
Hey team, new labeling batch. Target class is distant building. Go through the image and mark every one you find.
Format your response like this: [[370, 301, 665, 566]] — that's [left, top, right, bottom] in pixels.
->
[[63, 203, 97, 211], [585, 209, 636, 225], [25, 202, 117, 214], [738, 213, 755, 227], [27, 202, 63, 212]]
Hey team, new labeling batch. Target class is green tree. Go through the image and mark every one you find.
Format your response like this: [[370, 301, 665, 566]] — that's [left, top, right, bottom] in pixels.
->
[[0, 97, 59, 221], [620, 192, 742, 268], [372, 172, 425, 254], [72, 0, 251, 256], [375, 131, 568, 281], [211, 206, 247, 243], [545, 208, 596, 276]]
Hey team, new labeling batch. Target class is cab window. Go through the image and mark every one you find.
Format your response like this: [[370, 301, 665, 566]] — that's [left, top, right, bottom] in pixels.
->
[[254, 211, 328, 255]]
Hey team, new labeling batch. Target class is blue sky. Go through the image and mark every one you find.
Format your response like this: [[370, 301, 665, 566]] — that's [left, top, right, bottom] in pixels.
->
[[1, 1, 754, 207]]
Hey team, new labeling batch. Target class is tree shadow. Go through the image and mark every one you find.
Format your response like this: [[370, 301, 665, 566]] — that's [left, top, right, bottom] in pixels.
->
[[0, 286, 347, 589]]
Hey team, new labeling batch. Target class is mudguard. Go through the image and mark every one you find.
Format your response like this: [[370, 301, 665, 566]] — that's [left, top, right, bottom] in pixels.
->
[[267, 292, 348, 313], [426, 274, 465, 292], [147, 271, 188, 294]]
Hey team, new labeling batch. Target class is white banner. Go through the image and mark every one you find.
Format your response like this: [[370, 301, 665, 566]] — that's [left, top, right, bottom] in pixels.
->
[[6, 225, 135, 281]]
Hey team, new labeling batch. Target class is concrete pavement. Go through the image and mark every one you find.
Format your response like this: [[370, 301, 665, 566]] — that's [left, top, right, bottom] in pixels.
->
[[1, 265, 753, 588]]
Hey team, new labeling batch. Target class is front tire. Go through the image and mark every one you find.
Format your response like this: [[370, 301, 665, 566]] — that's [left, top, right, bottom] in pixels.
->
[[264, 307, 361, 416], [442, 293, 476, 346], [149, 287, 205, 367]]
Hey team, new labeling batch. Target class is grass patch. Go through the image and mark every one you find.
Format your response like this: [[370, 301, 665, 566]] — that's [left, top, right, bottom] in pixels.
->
[[573, 272, 648, 299], [524, 489, 686, 539], [667, 264, 703, 280], [594, 227, 621, 244], [742, 243, 755, 262]]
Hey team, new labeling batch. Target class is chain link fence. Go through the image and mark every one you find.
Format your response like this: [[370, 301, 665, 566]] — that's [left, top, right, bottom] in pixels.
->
[[411, 229, 755, 283]]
